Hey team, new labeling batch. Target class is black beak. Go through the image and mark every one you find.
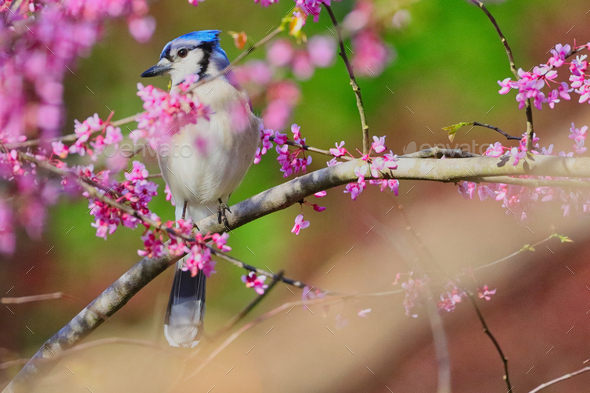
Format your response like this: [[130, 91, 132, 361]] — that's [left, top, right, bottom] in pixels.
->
[[141, 62, 172, 78]]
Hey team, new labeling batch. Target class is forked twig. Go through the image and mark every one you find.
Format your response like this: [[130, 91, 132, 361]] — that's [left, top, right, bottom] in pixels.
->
[[467, 292, 513, 393]]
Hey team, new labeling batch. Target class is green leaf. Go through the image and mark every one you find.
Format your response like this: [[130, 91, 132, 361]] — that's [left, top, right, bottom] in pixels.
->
[[550, 233, 573, 243], [442, 122, 473, 142], [520, 244, 535, 252]]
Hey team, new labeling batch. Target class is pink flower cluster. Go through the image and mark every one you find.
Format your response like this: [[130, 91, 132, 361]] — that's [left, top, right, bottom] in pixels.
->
[[498, 42, 590, 110], [139, 219, 231, 278], [87, 161, 159, 239], [0, 0, 154, 147], [437, 284, 466, 313], [340, 136, 399, 200], [53, 114, 123, 159], [459, 127, 590, 221], [400, 275, 426, 318], [242, 271, 268, 295], [343, 0, 393, 77], [133, 79, 211, 148], [254, 0, 341, 23], [275, 125, 313, 177], [266, 36, 337, 81], [233, 59, 303, 131]]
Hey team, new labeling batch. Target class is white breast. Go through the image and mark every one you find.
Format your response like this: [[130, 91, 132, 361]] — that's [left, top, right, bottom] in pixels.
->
[[158, 78, 260, 222]]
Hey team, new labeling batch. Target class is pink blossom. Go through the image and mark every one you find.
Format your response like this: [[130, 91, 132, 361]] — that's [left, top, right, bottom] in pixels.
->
[[125, 161, 149, 181], [138, 230, 166, 258], [312, 204, 326, 212], [291, 213, 310, 235], [401, 276, 425, 318], [477, 285, 497, 301], [352, 30, 392, 77], [302, 285, 325, 306], [242, 272, 268, 295], [52, 141, 68, 159], [497, 77, 512, 94], [307, 35, 336, 67], [267, 39, 294, 67], [357, 308, 371, 318], [330, 141, 347, 157], [548, 44, 570, 68], [0, 200, 16, 255], [134, 82, 210, 148], [182, 242, 216, 277], [371, 135, 386, 153], [127, 15, 156, 43], [292, 51, 314, 80], [314, 190, 327, 197], [291, 123, 302, 142], [212, 232, 232, 252]]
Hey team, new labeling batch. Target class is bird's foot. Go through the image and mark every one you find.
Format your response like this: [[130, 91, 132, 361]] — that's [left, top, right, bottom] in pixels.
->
[[217, 199, 231, 230]]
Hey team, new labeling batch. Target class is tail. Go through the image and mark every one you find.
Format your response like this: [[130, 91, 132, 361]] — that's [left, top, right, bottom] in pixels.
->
[[164, 260, 206, 348]]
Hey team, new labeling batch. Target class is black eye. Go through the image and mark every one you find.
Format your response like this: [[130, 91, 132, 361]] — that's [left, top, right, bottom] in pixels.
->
[[177, 49, 188, 58]]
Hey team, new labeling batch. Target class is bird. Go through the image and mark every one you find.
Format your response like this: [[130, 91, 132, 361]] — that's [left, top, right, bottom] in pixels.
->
[[140, 30, 260, 348]]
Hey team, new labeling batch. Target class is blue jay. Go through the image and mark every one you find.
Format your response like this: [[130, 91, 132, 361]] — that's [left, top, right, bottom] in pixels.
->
[[141, 30, 260, 347]]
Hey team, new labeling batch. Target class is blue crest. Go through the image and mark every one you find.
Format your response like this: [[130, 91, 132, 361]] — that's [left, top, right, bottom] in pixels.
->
[[160, 30, 221, 61]]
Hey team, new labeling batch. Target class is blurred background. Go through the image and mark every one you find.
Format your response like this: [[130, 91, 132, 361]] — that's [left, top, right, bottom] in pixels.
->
[[2, 0, 590, 391]]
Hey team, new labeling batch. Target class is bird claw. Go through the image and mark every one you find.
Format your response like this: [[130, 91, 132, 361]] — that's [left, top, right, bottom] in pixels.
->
[[217, 199, 231, 230]]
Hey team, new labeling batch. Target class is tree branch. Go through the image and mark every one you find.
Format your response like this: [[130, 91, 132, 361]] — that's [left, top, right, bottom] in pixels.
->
[[6, 154, 590, 391]]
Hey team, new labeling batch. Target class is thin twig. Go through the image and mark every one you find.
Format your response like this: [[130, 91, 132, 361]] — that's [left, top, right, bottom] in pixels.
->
[[210, 250, 318, 291], [324, 4, 370, 155], [470, 235, 556, 273], [1, 292, 84, 305], [472, 122, 522, 141], [469, 0, 535, 151], [528, 366, 590, 393], [0, 338, 165, 371], [212, 271, 285, 339], [467, 292, 512, 393], [269, 136, 354, 161], [183, 289, 404, 381]]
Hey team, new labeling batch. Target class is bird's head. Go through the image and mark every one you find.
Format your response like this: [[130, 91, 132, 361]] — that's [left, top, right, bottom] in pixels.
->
[[140, 30, 230, 86]]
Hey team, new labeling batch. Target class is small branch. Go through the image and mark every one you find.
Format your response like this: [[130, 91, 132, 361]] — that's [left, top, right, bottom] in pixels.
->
[[472, 122, 522, 141], [324, 4, 370, 155], [184, 290, 403, 380], [269, 136, 354, 161], [470, 1, 517, 77], [469, 235, 557, 273], [210, 250, 320, 291], [473, 176, 590, 189], [467, 292, 512, 393], [1, 292, 83, 305], [213, 271, 284, 339], [469, 1, 535, 151], [529, 366, 590, 393]]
